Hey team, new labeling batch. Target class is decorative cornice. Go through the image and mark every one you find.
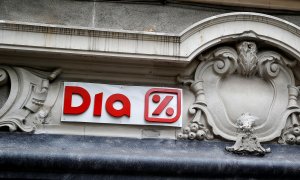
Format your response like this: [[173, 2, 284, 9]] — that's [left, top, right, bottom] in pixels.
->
[[179, 12, 300, 41], [0, 12, 300, 64], [0, 20, 180, 43], [1, 13, 300, 43]]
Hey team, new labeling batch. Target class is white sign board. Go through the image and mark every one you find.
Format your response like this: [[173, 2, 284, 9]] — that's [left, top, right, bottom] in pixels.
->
[[61, 82, 182, 127]]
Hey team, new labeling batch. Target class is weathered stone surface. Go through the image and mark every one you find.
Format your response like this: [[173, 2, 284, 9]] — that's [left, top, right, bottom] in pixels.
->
[[276, 15, 300, 27], [0, 1, 299, 34], [0, 0, 94, 27], [93, 2, 226, 33], [0, 82, 9, 109]]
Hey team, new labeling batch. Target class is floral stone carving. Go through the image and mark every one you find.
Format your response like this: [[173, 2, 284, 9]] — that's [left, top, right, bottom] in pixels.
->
[[178, 41, 300, 151], [226, 113, 271, 155], [0, 66, 61, 132]]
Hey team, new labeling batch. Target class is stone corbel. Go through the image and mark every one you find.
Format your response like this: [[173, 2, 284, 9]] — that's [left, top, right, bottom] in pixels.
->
[[0, 66, 61, 132]]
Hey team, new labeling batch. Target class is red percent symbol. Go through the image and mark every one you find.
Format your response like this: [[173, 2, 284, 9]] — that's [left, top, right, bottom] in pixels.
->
[[152, 95, 174, 116], [144, 88, 181, 123]]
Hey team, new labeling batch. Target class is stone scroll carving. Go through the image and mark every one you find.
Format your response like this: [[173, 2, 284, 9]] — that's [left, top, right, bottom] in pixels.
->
[[178, 41, 300, 149], [0, 66, 61, 132]]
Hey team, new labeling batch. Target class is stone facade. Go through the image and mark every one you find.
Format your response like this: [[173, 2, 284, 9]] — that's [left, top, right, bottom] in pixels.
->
[[0, 0, 300, 178]]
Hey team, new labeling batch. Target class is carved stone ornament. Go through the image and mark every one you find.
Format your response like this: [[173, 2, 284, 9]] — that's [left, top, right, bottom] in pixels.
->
[[0, 66, 61, 132], [225, 113, 271, 156], [178, 41, 300, 153]]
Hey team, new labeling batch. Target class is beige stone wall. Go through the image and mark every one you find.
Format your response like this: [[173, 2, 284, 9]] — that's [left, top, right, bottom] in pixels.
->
[[185, 0, 300, 11]]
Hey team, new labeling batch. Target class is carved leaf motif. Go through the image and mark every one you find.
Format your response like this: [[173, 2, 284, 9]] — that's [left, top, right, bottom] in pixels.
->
[[199, 42, 297, 79], [200, 47, 238, 76], [257, 51, 297, 79], [236, 42, 258, 77], [226, 113, 271, 156]]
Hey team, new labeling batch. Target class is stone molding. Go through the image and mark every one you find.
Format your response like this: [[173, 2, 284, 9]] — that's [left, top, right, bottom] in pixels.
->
[[0, 12, 300, 62]]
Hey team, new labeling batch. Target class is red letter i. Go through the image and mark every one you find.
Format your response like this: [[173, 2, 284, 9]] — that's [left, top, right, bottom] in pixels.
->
[[93, 93, 103, 116]]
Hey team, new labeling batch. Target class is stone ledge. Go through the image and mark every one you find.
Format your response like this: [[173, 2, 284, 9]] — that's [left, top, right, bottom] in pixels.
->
[[0, 133, 299, 178]]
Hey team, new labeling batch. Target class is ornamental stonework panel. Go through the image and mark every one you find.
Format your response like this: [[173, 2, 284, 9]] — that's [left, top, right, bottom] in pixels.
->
[[178, 41, 300, 154]]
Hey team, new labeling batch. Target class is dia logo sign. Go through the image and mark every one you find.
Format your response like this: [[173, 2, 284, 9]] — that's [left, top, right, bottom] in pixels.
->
[[144, 88, 181, 123], [61, 82, 182, 127]]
